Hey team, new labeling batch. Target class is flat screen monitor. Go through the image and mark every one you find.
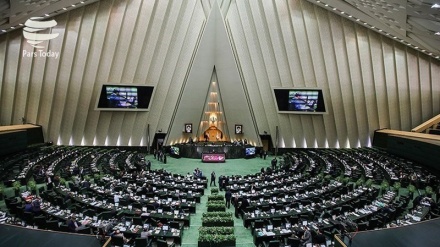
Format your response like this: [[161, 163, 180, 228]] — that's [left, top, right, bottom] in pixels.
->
[[245, 147, 256, 156], [273, 88, 326, 114], [95, 84, 154, 111], [170, 146, 180, 156], [267, 225, 273, 231]]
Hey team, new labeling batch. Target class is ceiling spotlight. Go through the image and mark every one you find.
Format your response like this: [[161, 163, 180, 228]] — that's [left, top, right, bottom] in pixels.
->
[[435, 32, 440, 35], [2, 30, 6, 32], [341, 12, 345, 14], [72, 4, 75, 7], [45, 14, 49, 16], [432, 3, 440, 8], [63, 7, 67, 10]]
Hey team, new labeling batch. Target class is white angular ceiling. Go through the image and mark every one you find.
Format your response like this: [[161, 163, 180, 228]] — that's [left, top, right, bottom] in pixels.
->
[[0, 0, 98, 31], [305, 0, 440, 59]]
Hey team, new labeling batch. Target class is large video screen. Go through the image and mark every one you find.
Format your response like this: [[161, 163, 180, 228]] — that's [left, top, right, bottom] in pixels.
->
[[170, 146, 180, 156], [273, 88, 326, 114], [245, 147, 256, 156], [95, 84, 154, 111]]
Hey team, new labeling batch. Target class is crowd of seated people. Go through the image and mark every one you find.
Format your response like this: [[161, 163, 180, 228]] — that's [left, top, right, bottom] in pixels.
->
[[1, 145, 440, 247]]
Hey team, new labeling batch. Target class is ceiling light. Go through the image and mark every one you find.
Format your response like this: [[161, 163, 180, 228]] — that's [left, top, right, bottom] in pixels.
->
[[45, 14, 49, 16], [341, 12, 344, 14], [63, 7, 67, 10], [333, 8, 337, 10], [432, 4, 440, 8], [72, 4, 75, 7], [2, 30, 6, 32], [435, 32, 440, 35], [348, 15, 352, 18]]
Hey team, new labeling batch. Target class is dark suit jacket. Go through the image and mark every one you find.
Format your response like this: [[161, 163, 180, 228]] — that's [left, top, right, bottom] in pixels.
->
[[67, 219, 81, 232]]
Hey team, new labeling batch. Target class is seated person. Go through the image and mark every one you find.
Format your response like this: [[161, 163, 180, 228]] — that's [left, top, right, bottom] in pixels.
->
[[24, 198, 33, 213], [67, 216, 84, 232], [300, 225, 312, 246], [32, 197, 42, 215], [314, 229, 326, 246]]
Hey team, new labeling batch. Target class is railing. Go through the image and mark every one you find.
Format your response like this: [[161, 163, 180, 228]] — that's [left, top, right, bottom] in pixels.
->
[[411, 114, 440, 133]]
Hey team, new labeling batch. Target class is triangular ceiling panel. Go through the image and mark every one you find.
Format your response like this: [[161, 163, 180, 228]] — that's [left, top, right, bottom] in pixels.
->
[[166, 1, 260, 146]]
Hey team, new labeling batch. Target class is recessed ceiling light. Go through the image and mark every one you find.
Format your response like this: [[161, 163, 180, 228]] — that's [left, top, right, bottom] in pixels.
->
[[63, 7, 67, 10], [45, 14, 49, 16], [1, 30, 6, 32], [333, 8, 337, 10], [72, 4, 75, 7], [341, 12, 344, 14], [80, 1, 85, 3], [348, 15, 352, 18], [19, 23, 23, 26]]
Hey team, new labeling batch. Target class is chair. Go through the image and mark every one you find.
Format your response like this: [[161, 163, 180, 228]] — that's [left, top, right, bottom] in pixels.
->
[[111, 236, 125, 247], [134, 237, 150, 247], [156, 239, 175, 247], [34, 215, 46, 229], [46, 219, 59, 231], [23, 211, 34, 226], [271, 218, 282, 228], [169, 221, 181, 229], [286, 237, 301, 247], [254, 220, 264, 229], [132, 217, 143, 226], [265, 240, 280, 247]]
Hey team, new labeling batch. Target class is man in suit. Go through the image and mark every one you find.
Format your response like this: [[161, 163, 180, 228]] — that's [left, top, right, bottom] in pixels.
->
[[210, 171, 216, 186], [225, 190, 232, 209], [67, 216, 82, 232], [300, 225, 312, 247]]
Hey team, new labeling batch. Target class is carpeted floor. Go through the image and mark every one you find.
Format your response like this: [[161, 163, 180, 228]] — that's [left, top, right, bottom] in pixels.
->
[[149, 154, 275, 247]]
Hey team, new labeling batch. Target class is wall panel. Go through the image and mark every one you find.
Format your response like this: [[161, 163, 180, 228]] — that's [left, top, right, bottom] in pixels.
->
[[0, 0, 438, 148]]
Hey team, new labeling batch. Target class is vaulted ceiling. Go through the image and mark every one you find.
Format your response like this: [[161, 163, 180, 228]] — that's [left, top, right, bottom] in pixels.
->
[[0, 0, 438, 148], [2, 0, 439, 60], [305, 0, 440, 59]]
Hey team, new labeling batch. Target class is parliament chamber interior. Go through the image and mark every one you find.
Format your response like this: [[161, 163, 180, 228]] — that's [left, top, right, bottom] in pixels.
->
[[0, 0, 440, 247]]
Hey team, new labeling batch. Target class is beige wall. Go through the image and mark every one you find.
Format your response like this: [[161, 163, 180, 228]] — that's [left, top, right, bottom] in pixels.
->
[[0, 0, 439, 148]]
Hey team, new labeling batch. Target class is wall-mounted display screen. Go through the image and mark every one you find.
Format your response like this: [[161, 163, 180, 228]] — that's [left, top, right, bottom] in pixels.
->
[[170, 146, 180, 156], [95, 84, 154, 111], [273, 88, 326, 114], [245, 147, 256, 156]]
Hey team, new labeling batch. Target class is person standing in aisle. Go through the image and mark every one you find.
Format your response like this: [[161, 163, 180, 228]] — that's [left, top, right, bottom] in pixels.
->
[[210, 171, 216, 186]]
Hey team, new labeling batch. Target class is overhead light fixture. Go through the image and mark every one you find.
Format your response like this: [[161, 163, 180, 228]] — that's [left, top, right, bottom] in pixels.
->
[[435, 32, 440, 35], [45, 14, 49, 16], [63, 7, 67, 10], [432, 3, 440, 8]]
